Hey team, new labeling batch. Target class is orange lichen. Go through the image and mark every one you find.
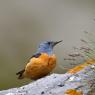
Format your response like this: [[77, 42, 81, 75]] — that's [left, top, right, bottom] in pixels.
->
[[86, 59, 95, 64], [68, 59, 95, 74], [65, 89, 83, 95]]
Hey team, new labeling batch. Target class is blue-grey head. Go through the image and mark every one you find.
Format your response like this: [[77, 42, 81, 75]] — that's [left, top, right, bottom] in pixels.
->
[[37, 40, 63, 55]]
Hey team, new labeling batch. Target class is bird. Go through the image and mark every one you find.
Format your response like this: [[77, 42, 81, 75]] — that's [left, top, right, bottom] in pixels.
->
[[16, 40, 62, 80]]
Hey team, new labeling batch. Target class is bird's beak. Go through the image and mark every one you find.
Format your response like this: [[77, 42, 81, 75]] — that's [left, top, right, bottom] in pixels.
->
[[53, 40, 63, 46]]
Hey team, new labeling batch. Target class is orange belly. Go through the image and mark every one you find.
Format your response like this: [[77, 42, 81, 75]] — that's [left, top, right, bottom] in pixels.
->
[[24, 53, 56, 79]]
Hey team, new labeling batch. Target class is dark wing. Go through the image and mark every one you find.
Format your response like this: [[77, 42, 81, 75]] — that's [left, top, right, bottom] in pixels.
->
[[31, 53, 41, 58]]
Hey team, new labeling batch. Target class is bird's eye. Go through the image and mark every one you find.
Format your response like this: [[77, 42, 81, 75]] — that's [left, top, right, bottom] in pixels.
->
[[48, 42, 51, 45]]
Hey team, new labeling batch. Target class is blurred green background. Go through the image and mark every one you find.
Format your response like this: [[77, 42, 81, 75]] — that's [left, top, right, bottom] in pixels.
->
[[0, 0, 95, 90]]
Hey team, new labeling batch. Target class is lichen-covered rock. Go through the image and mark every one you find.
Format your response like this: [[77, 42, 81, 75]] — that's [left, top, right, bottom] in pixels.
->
[[0, 59, 95, 95]]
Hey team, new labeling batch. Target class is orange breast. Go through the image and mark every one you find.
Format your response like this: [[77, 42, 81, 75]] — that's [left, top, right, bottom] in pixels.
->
[[24, 53, 56, 79]]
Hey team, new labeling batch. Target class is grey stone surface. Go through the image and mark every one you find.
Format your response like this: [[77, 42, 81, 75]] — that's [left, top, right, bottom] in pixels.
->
[[0, 63, 95, 95]]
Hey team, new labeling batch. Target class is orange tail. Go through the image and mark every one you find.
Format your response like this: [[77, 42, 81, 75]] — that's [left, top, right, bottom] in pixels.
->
[[16, 69, 25, 79]]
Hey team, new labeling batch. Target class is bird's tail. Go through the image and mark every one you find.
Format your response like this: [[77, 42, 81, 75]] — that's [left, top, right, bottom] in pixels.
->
[[16, 69, 25, 79]]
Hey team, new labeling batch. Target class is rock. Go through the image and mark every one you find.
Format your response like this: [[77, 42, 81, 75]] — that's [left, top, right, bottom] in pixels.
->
[[0, 59, 95, 95]]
